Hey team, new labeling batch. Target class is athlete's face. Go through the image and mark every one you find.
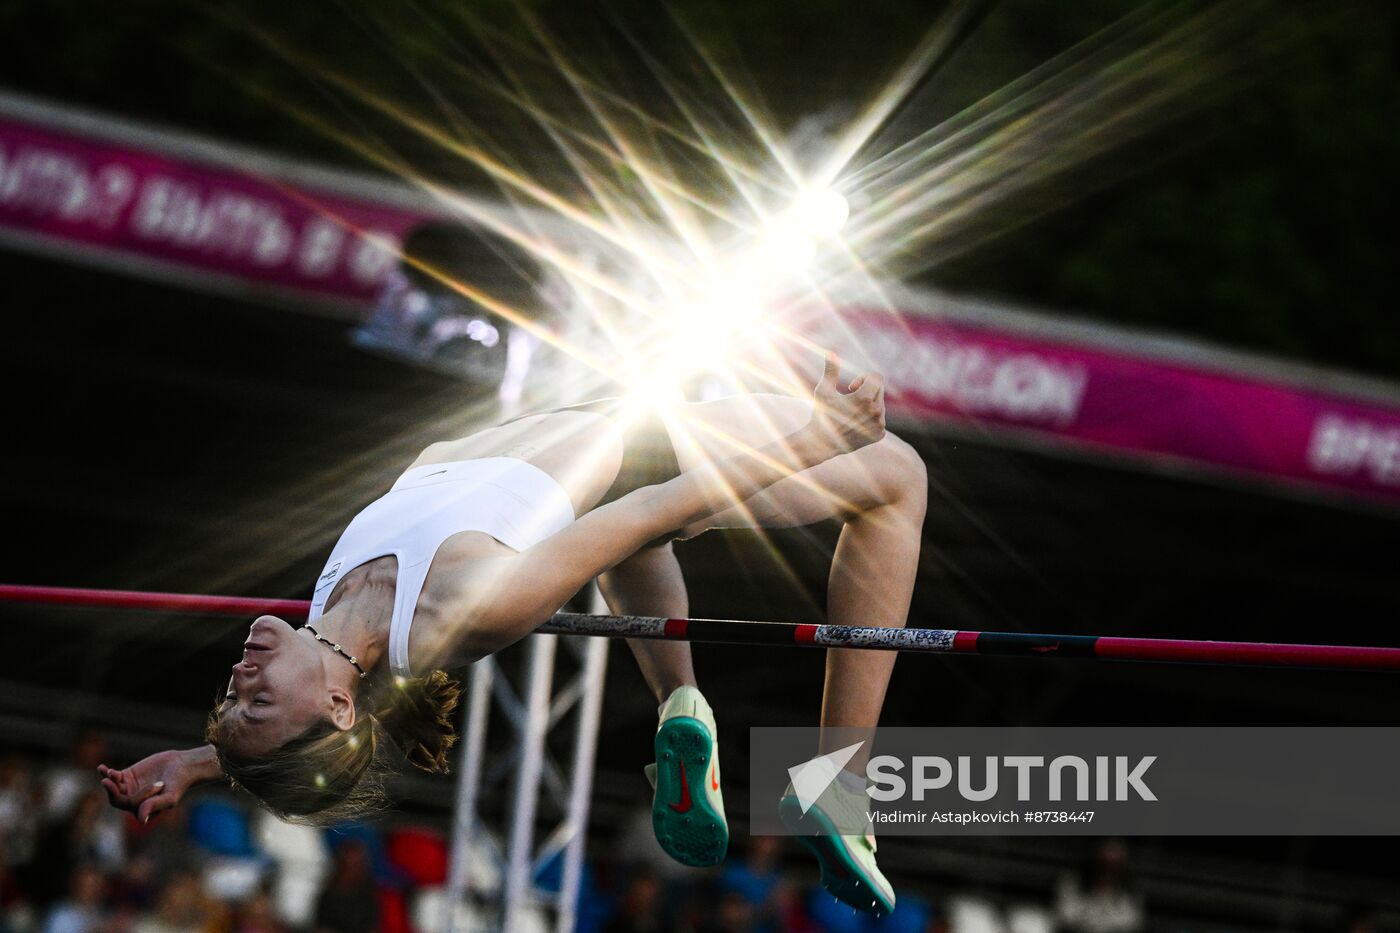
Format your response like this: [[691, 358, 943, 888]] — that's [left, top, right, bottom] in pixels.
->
[[217, 616, 339, 756]]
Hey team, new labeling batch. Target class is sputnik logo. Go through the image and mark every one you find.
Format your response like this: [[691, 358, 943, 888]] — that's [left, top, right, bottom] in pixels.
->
[[786, 741, 865, 815]]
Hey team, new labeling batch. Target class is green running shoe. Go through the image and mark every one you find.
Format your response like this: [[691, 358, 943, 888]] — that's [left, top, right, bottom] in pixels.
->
[[643, 686, 728, 867], [779, 774, 896, 916]]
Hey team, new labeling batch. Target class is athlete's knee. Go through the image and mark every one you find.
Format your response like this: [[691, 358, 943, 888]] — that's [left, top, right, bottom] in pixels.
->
[[871, 432, 927, 511]]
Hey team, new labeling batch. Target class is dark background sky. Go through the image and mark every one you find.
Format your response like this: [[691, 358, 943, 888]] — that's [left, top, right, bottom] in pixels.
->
[[3, 0, 1399, 924]]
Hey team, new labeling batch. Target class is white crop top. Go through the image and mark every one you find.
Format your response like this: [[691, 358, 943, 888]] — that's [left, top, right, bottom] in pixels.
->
[[307, 458, 575, 678]]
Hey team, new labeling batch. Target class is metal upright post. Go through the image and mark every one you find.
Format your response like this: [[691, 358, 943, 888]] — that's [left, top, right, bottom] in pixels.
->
[[502, 633, 558, 931], [553, 633, 608, 933], [445, 656, 495, 931], [438, 587, 610, 932]]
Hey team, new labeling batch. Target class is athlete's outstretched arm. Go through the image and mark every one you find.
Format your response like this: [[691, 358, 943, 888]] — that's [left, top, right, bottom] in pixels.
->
[[98, 745, 224, 823], [465, 359, 885, 650]]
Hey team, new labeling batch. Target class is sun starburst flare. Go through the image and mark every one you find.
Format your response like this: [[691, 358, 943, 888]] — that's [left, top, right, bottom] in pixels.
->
[[167, 0, 1306, 593]]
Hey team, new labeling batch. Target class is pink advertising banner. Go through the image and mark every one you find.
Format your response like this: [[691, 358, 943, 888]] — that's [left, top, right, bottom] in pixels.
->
[[0, 112, 431, 306], [811, 308, 1400, 506], [3, 96, 1399, 507]]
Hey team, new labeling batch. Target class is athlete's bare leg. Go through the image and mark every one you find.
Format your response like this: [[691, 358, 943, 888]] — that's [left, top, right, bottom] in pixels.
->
[[670, 393, 928, 773], [598, 544, 697, 702]]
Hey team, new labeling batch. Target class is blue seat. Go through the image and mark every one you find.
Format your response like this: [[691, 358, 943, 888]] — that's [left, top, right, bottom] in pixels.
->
[[534, 852, 610, 933], [323, 822, 406, 887], [807, 887, 935, 933], [188, 798, 257, 857], [873, 895, 933, 933], [807, 889, 869, 933]]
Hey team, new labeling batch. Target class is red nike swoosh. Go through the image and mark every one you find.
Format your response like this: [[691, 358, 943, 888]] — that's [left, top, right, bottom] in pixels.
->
[[711, 760, 719, 791], [668, 756, 692, 813]]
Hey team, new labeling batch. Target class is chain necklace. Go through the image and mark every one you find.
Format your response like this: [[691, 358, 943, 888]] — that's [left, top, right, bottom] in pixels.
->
[[304, 624, 368, 678]]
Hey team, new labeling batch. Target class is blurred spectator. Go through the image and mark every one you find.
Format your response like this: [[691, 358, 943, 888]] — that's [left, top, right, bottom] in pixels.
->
[[25, 813, 84, 908], [234, 886, 288, 933], [718, 837, 784, 932], [604, 870, 662, 933], [0, 744, 1171, 933], [41, 863, 105, 933], [701, 890, 758, 933], [0, 755, 40, 866], [771, 883, 819, 933], [253, 812, 329, 927], [1055, 840, 1143, 933], [130, 869, 224, 933], [44, 733, 107, 823], [22, 789, 126, 910], [69, 790, 126, 873], [313, 839, 379, 933], [129, 803, 199, 895], [0, 853, 35, 933]]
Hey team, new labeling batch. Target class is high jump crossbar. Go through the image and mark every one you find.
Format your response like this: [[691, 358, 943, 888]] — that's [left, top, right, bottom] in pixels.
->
[[2, 583, 1398, 671]]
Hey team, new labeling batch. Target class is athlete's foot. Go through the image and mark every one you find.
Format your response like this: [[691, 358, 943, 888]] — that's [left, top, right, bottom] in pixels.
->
[[643, 686, 728, 867], [779, 774, 896, 916]]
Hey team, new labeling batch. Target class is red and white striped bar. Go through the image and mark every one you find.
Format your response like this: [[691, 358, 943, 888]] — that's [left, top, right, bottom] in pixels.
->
[[2, 584, 1398, 671]]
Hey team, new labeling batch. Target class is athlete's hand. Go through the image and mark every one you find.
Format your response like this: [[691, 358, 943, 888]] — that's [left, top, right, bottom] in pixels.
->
[[98, 747, 210, 824], [809, 354, 886, 455]]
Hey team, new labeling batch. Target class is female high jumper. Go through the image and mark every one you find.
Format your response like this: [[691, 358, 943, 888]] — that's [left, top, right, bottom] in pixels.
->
[[99, 358, 927, 915]]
